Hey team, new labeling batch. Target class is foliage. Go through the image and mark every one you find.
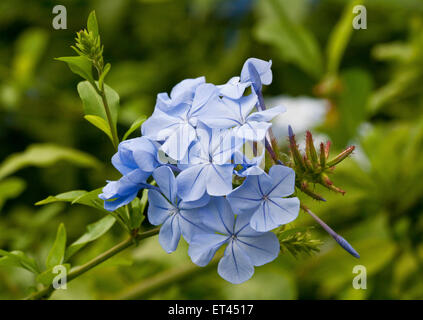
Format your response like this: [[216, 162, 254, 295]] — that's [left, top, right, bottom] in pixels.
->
[[0, 0, 422, 299]]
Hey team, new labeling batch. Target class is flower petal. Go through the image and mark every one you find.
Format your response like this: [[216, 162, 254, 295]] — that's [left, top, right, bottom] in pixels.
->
[[236, 232, 280, 266], [158, 214, 181, 253], [246, 105, 286, 122], [198, 197, 235, 235], [218, 240, 254, 284], [206, 164, 234, 197], [147, 189, 174, 226], [189, 233, 229, 267], [250, 197, 300, 232], [218, 76, 251, 99], [235, 121, 271, 141], [240, 58, 272, 91], [227, 174, 272, 215], [153, 166, 177, 203], [267, 165, 296, 198], [160, 123, 196, 161], [176, 164, 208, 202]]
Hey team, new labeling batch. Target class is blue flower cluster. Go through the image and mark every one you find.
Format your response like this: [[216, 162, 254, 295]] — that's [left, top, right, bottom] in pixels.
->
[[99, 58, 300, 284]]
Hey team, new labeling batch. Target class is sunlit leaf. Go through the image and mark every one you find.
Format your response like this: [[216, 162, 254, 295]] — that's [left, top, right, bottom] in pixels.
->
[[0, 144, 101, 181], [122, 115, 146, 141], [65, 215, 116, 260], [0, 250, 39, 274], [46, 223, 67, 269], [84, 115, 114, 143], [55, 56, 95, 84], [77, 81, 119, 127]]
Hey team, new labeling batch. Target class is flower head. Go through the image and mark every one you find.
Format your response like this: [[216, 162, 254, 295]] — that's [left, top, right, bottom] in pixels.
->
[[148, 166, 209, 253], [188, 197, 280, 284], [227, 165, 300, 232]]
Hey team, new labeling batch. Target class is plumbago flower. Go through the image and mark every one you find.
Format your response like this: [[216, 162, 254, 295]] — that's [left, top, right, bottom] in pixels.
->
[[98, 56, 358, 284], [99, 137, 160, 211], [227, 165, 300, 232], [176, 123, 244, 202], [188, 197, 280, 284], [147, 166, 209, 253]]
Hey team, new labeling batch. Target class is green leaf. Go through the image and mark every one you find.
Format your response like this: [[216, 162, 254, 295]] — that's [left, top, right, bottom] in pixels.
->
[[55, 56, 94, 84], [46, 223, 67, 269], [36, 188, 108, 212], [36, 264, 70, 286], [71, 188, 106, 210], [0, 250, 39, 274], [35, 190, 88, 206], [326, 0, 364, 75], [0, 177, 26, 211], [129, 197, 145, 229], [84, 115, 114, 143], [87, 11, 99, 38], [77, 81, 119, 127], [122, 115, 146, 141], [65, 215, 116, 260], [98, 63, 111, 91], [0, 144, 101, 181], [255, 0, 323, 78]]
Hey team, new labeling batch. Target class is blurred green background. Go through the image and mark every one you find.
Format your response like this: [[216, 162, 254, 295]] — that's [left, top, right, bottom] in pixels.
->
[[1, 0, 423, 299]]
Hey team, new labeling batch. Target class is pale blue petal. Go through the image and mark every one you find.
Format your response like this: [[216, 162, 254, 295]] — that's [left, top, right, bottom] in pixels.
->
[[141, 108, 181, 141], [189, 233, 229, 267], [235, 121, 271, 141], [179, 193, 210, 210], [170, 76, 205, 100], [236, 232, 280, 266], [240, 58, 272, 91], [99, 178, 141, 211], [152, 166, 177, 203], [210, 128, 244, 164], [160, 123, 196, 160], [159, 214, 181, 253], [218, 77, 251, 100], [190, 83, 219, 117], [227, 174, 271, 215], [250, 197, 300, 232], [246, 105, 286, 122], [206, 164, 234, 197], [198, 197, 235, 235], [218, 240, 254, 284], [131, 137, 160, 172], [176, 164, 208, 202], [178, 209, 208, 243], [147, 189, 174, 226], [267, 165, 296, 198]]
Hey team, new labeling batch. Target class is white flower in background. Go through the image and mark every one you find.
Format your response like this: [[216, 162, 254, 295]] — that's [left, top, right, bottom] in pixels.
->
[[266, 95, 330, 149]]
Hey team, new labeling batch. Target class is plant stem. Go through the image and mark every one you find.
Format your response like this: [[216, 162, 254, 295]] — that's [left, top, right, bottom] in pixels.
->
[[25, 227, 160, 300], [99, 88, 119, 151], [114, 254, 221, 300]]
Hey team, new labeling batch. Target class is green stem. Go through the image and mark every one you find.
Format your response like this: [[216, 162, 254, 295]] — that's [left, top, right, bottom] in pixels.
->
[[114, 254, 221, 300], [25, 227, 160, 300], [99, 88, 119, 151]]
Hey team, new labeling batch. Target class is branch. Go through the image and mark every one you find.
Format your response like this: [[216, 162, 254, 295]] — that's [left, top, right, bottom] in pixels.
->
[[25, 227, 160, 300]]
